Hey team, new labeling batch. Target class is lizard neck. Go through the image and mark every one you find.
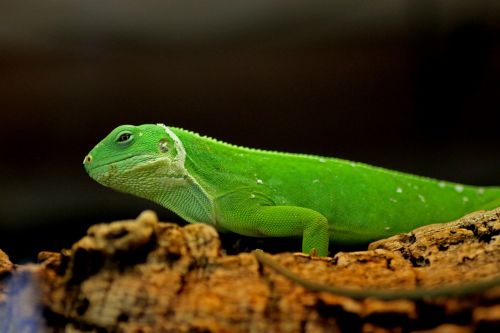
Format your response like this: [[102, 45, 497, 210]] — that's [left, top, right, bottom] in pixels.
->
[[148, 126, 216, 225], [153, 171, 216, 225], [125, 145, 216, 225]]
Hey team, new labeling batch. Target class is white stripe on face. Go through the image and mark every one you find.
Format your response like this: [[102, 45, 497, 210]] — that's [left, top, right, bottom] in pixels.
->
[[157, 123, 186, 167]]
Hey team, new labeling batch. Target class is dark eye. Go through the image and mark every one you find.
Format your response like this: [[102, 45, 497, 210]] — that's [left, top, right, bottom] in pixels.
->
[[116, 132, 133, 143]]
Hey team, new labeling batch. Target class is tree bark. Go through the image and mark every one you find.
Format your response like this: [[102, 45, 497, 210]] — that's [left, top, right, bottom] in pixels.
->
[[1, 208, 499, 332]]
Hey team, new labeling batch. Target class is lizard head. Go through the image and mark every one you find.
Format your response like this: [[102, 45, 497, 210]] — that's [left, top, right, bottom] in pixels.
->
[[83, 124, 188, 198]]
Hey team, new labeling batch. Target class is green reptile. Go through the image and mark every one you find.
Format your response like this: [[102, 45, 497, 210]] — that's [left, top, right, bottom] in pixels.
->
[[83, 124, 500, 299], [84, 124, 500, 257]]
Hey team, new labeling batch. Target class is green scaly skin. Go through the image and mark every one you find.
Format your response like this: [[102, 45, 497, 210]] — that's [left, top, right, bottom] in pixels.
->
[[84, 124, 500, 258]]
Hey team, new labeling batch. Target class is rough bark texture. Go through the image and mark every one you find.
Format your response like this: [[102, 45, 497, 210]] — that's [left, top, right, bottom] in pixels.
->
[[0, 249, 13, 302], [1, 208, 499, 333]]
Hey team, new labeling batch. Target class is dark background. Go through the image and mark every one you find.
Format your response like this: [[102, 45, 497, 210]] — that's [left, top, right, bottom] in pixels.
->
[[1, 1, 499, 262]]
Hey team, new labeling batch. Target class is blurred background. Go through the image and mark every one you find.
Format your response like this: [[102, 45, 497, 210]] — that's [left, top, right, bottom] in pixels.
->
[[1, 1, 499, 262]]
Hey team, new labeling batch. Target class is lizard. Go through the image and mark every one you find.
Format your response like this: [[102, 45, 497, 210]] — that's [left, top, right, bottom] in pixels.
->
[[83, 123, 500, 258]]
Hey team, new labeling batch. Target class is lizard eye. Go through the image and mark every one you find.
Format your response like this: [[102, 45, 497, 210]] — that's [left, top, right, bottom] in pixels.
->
[[116, 131, 134, 144]]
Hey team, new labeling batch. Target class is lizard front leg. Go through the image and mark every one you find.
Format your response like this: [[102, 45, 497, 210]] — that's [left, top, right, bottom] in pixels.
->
[[215, 191, 330, 256]]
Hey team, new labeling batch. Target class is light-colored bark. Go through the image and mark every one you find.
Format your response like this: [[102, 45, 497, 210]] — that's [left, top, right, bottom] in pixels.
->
[[1, 208, 499, 332]]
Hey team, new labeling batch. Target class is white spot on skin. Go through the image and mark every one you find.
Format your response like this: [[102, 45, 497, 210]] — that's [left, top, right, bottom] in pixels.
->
[[455, 185, 464, 193], [418, 194, 426, 203], [319, 158, 326, 163], [384, 226, 391, 231], [350, 162, 356, 167], [463, 196, 469, 203], [477, 188, 485, 195], [407, 183, 420, 190], [438, 181, 446, 188], [250, 194, 256, 199], [138, 132, 143, 137], [256, 179, 263, 184], [389, 198, 398, 203], [313, 179, 319, 183], [396, 187, 403, 193]]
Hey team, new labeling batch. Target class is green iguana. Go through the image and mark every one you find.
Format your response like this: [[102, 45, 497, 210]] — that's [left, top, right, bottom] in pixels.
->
[[83, 124, 500, 299], [84, 124, 500, 257]]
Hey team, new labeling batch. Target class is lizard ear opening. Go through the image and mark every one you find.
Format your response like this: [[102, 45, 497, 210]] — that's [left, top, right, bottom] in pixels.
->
[[159, 139, 169, 153]]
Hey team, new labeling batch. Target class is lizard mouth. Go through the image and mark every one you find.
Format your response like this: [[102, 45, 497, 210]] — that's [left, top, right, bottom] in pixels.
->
[[84, 154, 153, 175]]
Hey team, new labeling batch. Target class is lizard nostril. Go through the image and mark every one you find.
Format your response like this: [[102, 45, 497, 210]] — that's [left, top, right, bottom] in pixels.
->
[[84, 154, 93, 164]]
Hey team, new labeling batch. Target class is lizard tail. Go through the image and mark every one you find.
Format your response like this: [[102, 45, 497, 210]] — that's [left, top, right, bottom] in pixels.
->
[[478, 187, 500, 210], [253, 249, 500, 300]]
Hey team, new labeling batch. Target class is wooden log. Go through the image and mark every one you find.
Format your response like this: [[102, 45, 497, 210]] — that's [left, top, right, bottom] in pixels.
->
[[1, 208, 499, 332]]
